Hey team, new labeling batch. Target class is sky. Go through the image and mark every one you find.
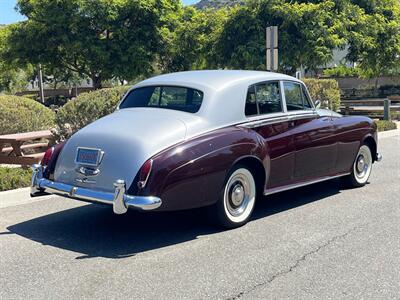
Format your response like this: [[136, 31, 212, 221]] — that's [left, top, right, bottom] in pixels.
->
[[0, 0, 199, 25]]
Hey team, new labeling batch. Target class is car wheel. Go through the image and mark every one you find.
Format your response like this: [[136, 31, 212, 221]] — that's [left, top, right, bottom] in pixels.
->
[[343, 144, 373, 188], [214, 165, 257, 229]]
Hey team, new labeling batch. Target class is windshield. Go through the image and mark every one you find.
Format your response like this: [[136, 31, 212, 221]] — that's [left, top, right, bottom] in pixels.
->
[[119, 86, 204, 113]]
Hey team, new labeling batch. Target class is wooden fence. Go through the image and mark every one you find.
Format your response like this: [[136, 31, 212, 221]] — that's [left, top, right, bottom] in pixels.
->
[[16, 87, 95, 99], [340, 97, 400, 120]]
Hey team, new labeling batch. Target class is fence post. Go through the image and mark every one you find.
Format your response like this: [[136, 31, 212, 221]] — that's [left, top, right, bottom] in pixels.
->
[[383, 98, 391, 121], [37, 64, 45, 104]]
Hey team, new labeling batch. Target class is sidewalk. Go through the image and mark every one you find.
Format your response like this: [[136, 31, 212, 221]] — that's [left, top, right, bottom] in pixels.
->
[[0, 187, 51, 209]]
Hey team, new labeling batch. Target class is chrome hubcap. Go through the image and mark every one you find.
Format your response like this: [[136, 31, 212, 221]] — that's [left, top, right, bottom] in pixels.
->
[[224, 169, 256, 220], [230, 183, 245, 207], [356, 156, 366, 173]]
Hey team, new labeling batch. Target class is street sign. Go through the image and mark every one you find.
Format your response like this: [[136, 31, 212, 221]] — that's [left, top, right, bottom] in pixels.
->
[[266, 26, 278, 71]]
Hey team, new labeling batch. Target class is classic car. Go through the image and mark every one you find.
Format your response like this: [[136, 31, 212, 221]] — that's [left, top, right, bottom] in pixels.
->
[[31, 70, 382, 228]]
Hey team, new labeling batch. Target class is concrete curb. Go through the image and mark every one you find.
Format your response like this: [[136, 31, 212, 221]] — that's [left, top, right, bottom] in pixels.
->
[[0, 187, 52, 209], [378, 129, 400, 139]]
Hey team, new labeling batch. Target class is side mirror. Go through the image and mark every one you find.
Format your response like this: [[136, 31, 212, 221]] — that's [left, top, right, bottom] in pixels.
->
[[314, 100, 321, 109]]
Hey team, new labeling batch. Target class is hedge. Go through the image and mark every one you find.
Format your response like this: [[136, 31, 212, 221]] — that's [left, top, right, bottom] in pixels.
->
[[0, 167, 32, 192], [375, 120, 397, 132], [303, 78, 341, 112], [54, 86, 130, 141], [0, 95, 55, 135]]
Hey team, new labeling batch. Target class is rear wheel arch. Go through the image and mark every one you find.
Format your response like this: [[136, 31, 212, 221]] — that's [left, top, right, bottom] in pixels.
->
[[231, 156, 266, 196]]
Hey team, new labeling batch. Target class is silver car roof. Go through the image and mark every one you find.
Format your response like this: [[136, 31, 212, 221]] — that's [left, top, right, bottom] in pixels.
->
[[133, 70, 300, 92], [124, 71, 306, 138]]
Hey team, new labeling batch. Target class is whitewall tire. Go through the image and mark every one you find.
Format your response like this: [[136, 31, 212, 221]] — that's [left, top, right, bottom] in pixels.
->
[[344, 144, 373, 187], [214, 165, 256, 228]]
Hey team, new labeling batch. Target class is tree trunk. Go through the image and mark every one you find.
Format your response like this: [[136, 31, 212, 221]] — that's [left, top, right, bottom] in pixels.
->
[[374, 77, 379, 91], [91, 75, 102, 90]]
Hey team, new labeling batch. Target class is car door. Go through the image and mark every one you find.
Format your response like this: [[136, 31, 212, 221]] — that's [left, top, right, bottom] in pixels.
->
[[283, 81, 337, 181], [245, 81, 295, 189]]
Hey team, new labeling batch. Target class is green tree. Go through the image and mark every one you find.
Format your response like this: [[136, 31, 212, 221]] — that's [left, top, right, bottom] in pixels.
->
[[0, 25, 35, 94], [214, 4, 264, 70], [159, 6, 229, 72], [273, 0, 400, 79], [214, 0, 346, 72], [4, 0, 180, 89], [345, 0, 400, 84]]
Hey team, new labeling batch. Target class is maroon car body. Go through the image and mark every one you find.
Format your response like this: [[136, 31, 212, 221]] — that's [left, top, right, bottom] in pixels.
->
[[32, 71, 381, 228], [137, 115, 378, 212]]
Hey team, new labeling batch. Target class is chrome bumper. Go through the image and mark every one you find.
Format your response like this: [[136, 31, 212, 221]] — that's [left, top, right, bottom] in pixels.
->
[[30, 164, 162, 214]]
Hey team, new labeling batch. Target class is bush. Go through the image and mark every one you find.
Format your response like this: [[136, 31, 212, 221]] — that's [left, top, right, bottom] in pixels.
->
[[375, 120, 397, 132], [0, 95, 55, 135], [55, 86, 130, 141], [303, 78, 341, 112], [0, 167, 32, 191], [322, 65, 362, 77]]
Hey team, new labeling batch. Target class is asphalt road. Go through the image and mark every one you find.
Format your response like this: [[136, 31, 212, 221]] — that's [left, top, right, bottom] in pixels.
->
[[1, 134, 399, 299]]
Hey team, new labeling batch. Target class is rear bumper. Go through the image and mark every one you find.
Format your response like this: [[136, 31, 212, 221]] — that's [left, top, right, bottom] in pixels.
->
[[30, 164, 162, 214]]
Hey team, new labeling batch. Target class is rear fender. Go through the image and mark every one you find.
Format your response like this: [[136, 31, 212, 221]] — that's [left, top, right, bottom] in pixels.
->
[[137, 126, 267, 211]]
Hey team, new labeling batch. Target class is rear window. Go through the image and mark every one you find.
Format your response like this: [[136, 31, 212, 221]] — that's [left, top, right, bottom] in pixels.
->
[[119, 86, 203, 113]]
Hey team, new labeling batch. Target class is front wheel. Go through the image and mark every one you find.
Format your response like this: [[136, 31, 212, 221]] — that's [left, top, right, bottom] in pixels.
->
[[213, 165, 257, 229], [343, 144, 373, 187]]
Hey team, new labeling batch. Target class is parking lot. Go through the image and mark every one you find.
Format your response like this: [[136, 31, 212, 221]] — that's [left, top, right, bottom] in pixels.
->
[[1, 133, 399, 299]]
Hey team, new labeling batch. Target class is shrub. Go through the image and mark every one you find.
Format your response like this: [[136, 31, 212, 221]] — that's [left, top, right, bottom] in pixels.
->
[[0, 167, 32, 192], [322, 65, 362, 77], [303, 78, 341, 112], [0, 95, 55, 135], [375, 120, 397, 132], [54, 86, 130, 141]]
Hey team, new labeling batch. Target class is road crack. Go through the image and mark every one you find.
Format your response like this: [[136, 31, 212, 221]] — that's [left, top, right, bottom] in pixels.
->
[[227, 226, 360, 299]]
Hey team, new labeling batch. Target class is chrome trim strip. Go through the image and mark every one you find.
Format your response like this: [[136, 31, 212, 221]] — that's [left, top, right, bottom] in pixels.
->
[[376, 153, 383, 162], [239, 116, 290, 128], [238, 111, 317, 129], [30, 165, 161, 213], [264, 173, 350, 196], [287, 112, 317, 121]]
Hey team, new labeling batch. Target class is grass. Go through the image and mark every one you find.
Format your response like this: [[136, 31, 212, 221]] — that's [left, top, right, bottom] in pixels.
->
[[0, 167, 32, 192]]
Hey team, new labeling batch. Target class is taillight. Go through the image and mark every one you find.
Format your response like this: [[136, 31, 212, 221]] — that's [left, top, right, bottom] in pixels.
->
[[41, 147, 54, 166], [137, 159, 153, 189]]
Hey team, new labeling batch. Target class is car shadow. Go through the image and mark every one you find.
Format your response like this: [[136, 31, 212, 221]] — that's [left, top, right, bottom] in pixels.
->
[[6, 179, 343, 259]]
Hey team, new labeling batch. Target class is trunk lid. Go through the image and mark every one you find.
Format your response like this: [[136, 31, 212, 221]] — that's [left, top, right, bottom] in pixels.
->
[[54, 108, 187, 193]]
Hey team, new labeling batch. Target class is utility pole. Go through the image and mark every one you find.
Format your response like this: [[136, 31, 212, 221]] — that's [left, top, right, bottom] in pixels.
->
[[266, 26, 279, 71], [37, 64, 45, 104]]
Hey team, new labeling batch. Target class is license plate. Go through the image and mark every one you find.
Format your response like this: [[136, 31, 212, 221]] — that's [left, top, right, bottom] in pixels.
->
[[75, 148, 101, 166]]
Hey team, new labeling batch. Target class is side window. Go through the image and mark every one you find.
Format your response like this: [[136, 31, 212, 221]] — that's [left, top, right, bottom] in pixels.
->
[[192, 90, 203, 106], [149, 87, 161, 106], [245, 85, 258, 116], [284, 82, 303, 111], [301, 86, 312, 109], [255, 82, 282, 115]]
